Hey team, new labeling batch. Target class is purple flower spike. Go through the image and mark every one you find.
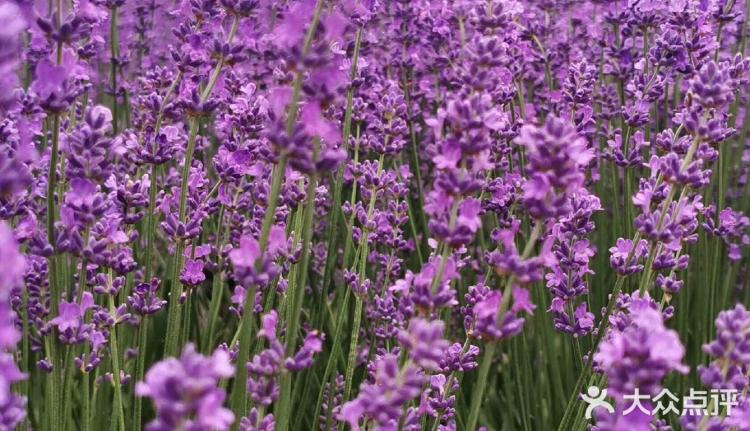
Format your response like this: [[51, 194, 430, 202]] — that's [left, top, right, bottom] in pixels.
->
[[180, 259, 206, 286], [595, 299, 687, 399], [517, 116, 593, 219], [397, 318, 450, 371], [136, 344, 235, 431], [339, 354, 423, 430]]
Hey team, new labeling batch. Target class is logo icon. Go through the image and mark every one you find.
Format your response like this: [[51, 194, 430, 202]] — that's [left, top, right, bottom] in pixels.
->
[[582, 386, 614, 419]]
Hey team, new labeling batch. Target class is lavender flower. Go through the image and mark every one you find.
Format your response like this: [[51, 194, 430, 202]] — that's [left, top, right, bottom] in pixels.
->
[[516, 116, 593, 219], [397, 318, 449, 371], [699, 304, 750, 391], [0, 2, 25, 109], [595, 294, 687, 399], [339, 353, 423, 430], [136, 344, 235, 431]]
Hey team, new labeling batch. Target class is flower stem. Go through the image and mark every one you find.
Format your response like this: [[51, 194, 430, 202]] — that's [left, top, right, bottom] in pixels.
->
[[228, 156, 286, 419], [163, 15, 239, 358], [45, 111, 63, 431], [341, 154, 384, 405], [229, 1, 323, 421], [143, 163, 159, 279], [311, 287, 351, 430], [134, 315, 149, 431], [466, 340, 497, 430], [108, 294, 126, 431], [276, 157, 318, 431], [467, 221, 543, 430], [204, 204, 227, 353], [82, 365, 90, 431], [142, 68, 184, 279], [163, 118, 200, 357], [320, 26, 362, 324], [343, 295, 364, 402]]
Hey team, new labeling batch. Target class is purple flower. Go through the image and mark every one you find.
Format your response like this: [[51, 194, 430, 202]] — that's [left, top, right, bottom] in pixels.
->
[[0, 303, 19, 349], [0, 353, 26, 428], [689, 61, 734, 110], [609, 238, 649, 276], [595, 297, 687, 398], [49, 292, 95, 344], [285, 331, 324, 371], [62, 178, 108, 226], [0, 223, 25, 297], [439, 343, 479, 373], [239, 408, 275, 431], [726, 397, 750, 429], [457, 198, 482, 235], [229, 226, 287, 296], [180, 259, 206, 286], [487, 220, 554, 284], [699, 304, 750, 392], [389, 255, 458, 313], [0, 2, 25, 109], [397, 318, 450, 371], [0, 223, 25, 428], [136, 344, 235, 431], [246, 310, 325, 404], [339, 354, 424, 430], [229, 235, 261, 269], [517, 116, 594, 219], [473, 291, 524, 340], [128, 278, 167, 316], [704, 207, 750, 261], [31, 59, 76, 112]]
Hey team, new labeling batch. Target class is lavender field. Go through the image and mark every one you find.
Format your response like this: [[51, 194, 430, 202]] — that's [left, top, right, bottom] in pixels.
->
[[2, 0, 750, 429]]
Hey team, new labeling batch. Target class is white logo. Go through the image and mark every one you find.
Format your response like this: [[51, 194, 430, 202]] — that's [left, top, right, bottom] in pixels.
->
[[582, 386, 614, 419]]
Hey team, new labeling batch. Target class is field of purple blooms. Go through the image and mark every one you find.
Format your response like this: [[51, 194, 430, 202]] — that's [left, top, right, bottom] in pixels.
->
[[2, 0, 750, 429]]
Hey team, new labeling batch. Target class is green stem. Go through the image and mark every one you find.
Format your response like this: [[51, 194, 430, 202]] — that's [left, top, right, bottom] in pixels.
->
[[622, 127, 634, 239], [46, 112, 61, 291], [228, 157, 286, 419], [320, 26, 362, 321], [466, 341, 497, 430], [467, 221, 543, 430], [229, 2, 323, 421], [45, 112, 62, 431], [134, 315, 149, 431], [163, 15, 239, 355], [342, 296, 364, 402], [82, 366, 90, 431], [341, 154, 385, 404], [204, 204, 227, 353], [153, 70, 183, 133], [311, 288, 351, 430], [109, 294, 126, 431], [276, 160, 318, 431], [60, 344, 76, 429], [402, 68, 429, 243], [638, 134, 701, 295], [163, 119, 200, 357], [142, 72, 185, 285], [143, 163, 159, 279], [430, 339, 470, 431], [88, 368, 101, 431]]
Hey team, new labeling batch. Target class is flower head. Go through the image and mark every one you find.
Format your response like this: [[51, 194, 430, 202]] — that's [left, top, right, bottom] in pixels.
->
[[137, 344, 234, 431]]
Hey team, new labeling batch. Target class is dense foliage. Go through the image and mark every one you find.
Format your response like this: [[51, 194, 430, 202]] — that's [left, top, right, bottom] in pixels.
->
[[1, 0, 750, 430]]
